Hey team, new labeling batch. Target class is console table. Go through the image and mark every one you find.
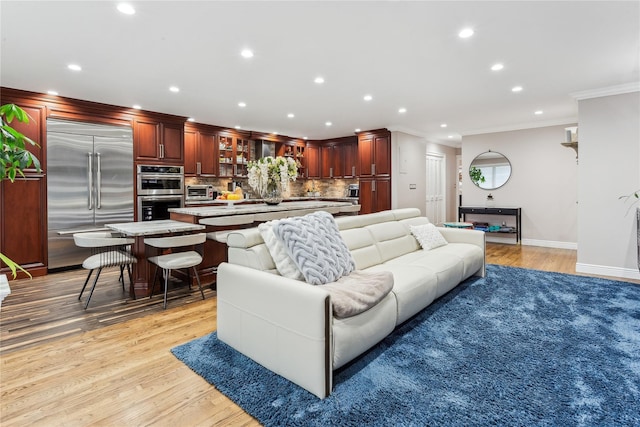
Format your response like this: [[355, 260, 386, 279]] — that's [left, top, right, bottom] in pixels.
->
[[458, 206, 522, 243]]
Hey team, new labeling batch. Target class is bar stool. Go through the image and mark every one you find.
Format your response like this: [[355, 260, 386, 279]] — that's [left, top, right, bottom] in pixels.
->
[[73, 231, 136, 309], [199, 214, 256, 245], [145, 233, 206, 309]]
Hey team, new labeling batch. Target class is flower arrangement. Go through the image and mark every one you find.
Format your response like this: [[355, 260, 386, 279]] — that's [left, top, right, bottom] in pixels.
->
[[247, 156, 298, 198]]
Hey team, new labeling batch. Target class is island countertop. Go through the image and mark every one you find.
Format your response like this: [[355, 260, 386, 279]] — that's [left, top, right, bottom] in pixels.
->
[[169, 200, 359, 218]]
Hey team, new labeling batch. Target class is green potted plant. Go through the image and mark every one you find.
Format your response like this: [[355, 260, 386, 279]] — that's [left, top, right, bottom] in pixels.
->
[[470, 166, 486, 186], [1, 103, 42, 278]]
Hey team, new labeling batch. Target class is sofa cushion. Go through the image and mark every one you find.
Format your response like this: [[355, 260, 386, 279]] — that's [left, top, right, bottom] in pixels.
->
[[340, 228, 382, 270], [368, 221, 419, 262], [258, 221, 304, 280], [365, 263, 439, 325], [410, 223, 448, 250], [273, 211, 356, 285]]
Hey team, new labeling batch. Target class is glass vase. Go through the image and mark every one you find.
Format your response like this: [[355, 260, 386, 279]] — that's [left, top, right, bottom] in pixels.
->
[[261, 181, 283, 205]]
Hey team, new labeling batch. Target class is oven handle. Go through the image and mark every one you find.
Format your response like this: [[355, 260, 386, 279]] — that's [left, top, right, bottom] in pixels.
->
[[138, 195, 184, 202]]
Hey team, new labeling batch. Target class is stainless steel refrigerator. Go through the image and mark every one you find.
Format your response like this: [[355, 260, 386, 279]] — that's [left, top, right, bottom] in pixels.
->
[[47, 119, 134, 269]]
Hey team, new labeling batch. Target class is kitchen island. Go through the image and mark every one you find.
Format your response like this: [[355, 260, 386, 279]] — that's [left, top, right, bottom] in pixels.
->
[[169, 200, 359, 220], [106, 220, 206, 298], [169, 200, 361, 286]]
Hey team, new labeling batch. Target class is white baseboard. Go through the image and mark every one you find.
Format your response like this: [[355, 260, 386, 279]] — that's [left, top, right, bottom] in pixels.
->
[[521, 239, 578, 250], [576, 263, 640, 281]]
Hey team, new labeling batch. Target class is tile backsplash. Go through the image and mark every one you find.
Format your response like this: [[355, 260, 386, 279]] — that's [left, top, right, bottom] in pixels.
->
[[185, 177, 358, 199]]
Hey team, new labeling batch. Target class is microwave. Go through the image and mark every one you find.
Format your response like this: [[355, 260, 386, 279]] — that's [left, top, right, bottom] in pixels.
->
[[186, 184, 215, 201]]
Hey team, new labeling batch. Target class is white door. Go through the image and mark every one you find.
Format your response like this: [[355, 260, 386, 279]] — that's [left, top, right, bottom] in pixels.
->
[[426, 153, 446, 225]]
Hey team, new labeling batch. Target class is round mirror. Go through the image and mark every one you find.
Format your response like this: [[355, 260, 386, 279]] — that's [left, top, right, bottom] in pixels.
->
[[469, 151, 512, 190]]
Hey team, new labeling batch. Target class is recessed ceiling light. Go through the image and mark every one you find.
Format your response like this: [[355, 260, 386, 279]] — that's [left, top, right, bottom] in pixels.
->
[[235, 125, 242, 129], [169, 86, 180, 93], [363, 95, 373, 101], [491, 63, 504, 71], [448, 135, 454, 139], [325, 121, 332, 127], [241, 49, 254, 58], [187, 117, 195, 122], [458, 28, 474, 38], [47, 90, 58, 96], [534, 110, 543, 115], [303, 136, 308, 140], [132, 104, 141, 109], [238, 102, 246, 108], [272, 132, 279, 135], [117, 3, 135, 15], [398, 108, 407, 114], [67, 64, 82, 71], [314, 76, 325, 84], [355, 128, 361, 133], [511, 86, 523, 92], [287, 113, 295, 118], [440, 123, 447, 128]]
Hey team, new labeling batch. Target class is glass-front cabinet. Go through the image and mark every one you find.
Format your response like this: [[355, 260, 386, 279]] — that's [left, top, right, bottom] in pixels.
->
[[218, 134, 255, 178]]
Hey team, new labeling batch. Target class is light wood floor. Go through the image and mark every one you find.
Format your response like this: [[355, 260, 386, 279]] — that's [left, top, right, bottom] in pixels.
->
[[0, 244, 636, 426]]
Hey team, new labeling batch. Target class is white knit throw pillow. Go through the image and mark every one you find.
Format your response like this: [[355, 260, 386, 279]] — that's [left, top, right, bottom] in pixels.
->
[[273, 211, 356, 285], [410, 223, 448, 250], [258, 221, 304, 280]]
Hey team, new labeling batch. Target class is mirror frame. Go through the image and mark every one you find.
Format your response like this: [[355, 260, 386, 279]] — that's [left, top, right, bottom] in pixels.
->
[[469, 151, 512, 190]]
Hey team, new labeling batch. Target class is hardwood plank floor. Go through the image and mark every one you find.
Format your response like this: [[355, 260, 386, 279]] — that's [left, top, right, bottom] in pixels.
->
[[1, 244, 637, 426]]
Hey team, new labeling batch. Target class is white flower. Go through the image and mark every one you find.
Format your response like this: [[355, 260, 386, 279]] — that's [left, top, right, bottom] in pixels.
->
[[247, 156, 298, 196]]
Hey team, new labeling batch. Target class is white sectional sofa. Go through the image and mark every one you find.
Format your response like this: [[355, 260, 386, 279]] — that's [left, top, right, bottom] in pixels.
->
[[216, 208, 485, 398]]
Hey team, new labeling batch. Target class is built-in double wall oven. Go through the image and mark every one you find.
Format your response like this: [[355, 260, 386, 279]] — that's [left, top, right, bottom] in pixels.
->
[[136, 165, 184, 221]]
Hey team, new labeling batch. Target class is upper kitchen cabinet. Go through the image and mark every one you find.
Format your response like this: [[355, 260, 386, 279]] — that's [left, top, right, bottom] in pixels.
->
[[134, 114, 185, 164], [184, 123, 218, 176], [279, 139, 307, 178], [358, 129, 391, 178], [320, 136, 358, 179], [340, 138, 358, 178], [218, 132, 254, 178], [5, 104, 46, 172], [305, 142, 321, 179]]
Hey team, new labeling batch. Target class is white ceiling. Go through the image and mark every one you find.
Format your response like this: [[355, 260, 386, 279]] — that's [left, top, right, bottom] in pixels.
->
[[1, 1, 639, 146]]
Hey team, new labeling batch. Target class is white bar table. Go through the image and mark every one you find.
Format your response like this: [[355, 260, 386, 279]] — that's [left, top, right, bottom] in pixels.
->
[[106, 220, 205, 298]]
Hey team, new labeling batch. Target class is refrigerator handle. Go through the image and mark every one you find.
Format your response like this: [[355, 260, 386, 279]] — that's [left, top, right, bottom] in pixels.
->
[[95, 152, 102, 209], [87, 152, 94, 210]]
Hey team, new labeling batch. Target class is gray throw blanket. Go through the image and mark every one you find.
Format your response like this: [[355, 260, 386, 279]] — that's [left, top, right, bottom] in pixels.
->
[[320, 270, 394, 319]]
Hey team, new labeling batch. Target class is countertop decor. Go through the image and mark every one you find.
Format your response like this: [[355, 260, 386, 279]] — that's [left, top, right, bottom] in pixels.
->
[[247, 156, 298, 205]]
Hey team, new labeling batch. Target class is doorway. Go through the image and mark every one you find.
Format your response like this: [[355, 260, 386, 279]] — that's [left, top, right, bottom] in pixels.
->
[[426, 153, 446, 225]]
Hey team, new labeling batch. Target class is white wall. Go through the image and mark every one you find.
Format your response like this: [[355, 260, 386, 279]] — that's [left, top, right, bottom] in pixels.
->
[[462, 124, 579, 248], [391, 131, 459, 221], [576, 90, 640, 280]]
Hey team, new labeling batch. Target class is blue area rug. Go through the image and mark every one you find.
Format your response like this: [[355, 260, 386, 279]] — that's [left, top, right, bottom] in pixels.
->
[[171, 265, 640, 426]]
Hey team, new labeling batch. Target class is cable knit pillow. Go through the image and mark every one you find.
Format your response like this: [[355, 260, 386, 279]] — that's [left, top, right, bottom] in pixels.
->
[[410, 223, 448, 250], [273, 211, 356, 285], [258, 221, 304, 280]]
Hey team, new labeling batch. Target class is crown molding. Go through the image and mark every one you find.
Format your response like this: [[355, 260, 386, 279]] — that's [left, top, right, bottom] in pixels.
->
[[461, 117, 578, 137], [571, 82, 640, 100], [387, 125, 462, 148]]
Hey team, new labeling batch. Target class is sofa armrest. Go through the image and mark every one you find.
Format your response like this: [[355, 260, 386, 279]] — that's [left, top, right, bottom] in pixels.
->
[[438, 227, 486, 277], [217, 262, 333, 398], [438, 227, 485, 247]]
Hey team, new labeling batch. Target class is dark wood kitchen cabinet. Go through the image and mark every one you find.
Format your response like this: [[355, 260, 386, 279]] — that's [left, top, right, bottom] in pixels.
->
[[134, 116, 184, 164], [184, 125, 218, 176], [0, 90, 48, 278], [359, 178, 391, 215], [320, 144, 338, 178], [358, 129, 391, 213], [320, 136, 358, 179], [358, 129, 391, 178], [305, 143, 321, 179], [0, 176, 48, 278]]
